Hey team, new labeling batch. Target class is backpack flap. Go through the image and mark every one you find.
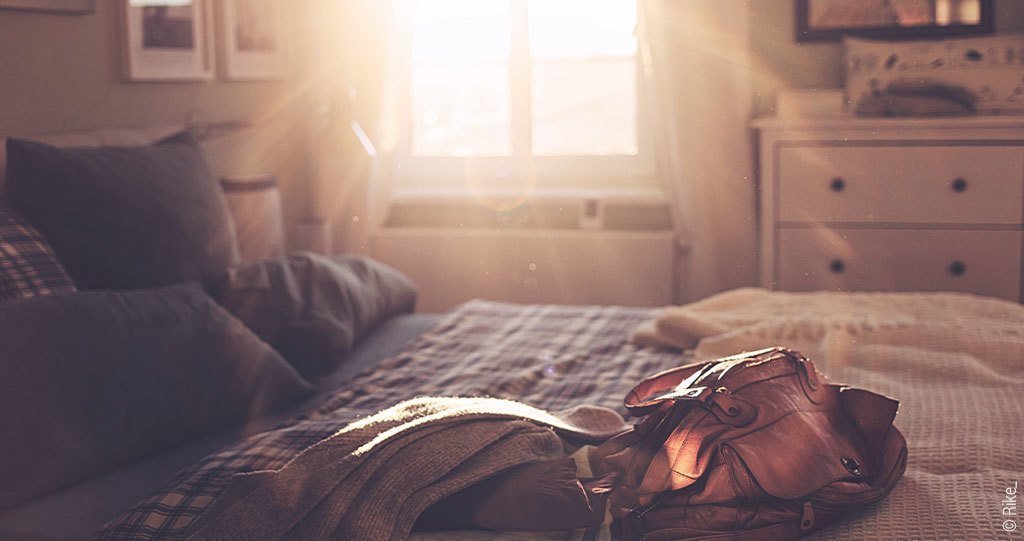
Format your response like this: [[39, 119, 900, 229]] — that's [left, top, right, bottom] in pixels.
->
[[623, 347, 793, 416], [724, 405, 874, 501]]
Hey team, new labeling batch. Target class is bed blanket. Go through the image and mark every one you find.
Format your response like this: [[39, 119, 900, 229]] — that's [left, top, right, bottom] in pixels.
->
[[635, 287, 1024, 540], [96, 293, 1024, 540], [96, 301, 675, 540], [185, 397, 626, 540]]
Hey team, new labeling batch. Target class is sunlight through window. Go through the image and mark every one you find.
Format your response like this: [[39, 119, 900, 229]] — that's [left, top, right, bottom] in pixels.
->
[[411, 0, 512, 157], [410, 0, 638, 158]]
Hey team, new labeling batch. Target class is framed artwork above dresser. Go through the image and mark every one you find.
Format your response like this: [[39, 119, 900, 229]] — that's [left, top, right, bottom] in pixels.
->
[[753, 112, 1024, 302]]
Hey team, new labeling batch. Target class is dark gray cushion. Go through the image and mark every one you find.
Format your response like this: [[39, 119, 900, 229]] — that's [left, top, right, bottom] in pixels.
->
[[211, 252, 418, 379], [4, 132, 240, 290], [0, 284, 312, 509]]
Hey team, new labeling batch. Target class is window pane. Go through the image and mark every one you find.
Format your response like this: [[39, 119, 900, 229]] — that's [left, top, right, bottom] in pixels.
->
[[528, 0, 637, 58], [412, 0, 512, 156], [531, 60, 637, 156], [412, 64, 512, 157], [413, 0, 511, 64]]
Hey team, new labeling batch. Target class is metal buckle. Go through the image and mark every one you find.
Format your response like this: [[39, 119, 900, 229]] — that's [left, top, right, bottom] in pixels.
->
[[841, 456, 863, 476], [677, 386, 706, 398]]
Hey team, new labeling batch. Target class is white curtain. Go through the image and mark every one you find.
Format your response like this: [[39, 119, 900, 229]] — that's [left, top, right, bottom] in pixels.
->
[[307, 0, 408, 254], [638, 0, 758, 303]]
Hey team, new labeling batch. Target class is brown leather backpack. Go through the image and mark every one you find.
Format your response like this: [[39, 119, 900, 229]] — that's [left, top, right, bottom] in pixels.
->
[[592, 347, 907, 540]]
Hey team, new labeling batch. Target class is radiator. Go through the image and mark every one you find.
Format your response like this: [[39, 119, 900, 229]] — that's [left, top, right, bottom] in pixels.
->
[[371, 196, 676, 312]]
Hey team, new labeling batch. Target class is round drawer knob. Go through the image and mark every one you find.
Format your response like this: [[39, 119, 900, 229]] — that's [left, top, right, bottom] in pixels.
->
[[829, 177, 846, 192], [829, 259, 845, 274], [949, 260, 967, 277], [951, 178, 968, 193]]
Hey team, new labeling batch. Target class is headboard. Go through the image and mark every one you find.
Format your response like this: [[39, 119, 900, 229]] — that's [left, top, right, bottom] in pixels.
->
[[0, 124, 184, 194]]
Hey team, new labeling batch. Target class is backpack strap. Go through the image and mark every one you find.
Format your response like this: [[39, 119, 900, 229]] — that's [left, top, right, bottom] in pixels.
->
[[624, 347, 808, 415]]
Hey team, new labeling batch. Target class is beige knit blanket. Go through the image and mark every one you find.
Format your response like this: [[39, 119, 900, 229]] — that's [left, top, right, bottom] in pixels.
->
[[635, 287, 1024, 540], [185, 396, 627, 541]]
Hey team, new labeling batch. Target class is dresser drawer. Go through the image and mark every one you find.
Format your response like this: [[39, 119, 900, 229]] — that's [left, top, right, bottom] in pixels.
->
[[776, 228, 1022, 301], [777, 145, 1024, 225]]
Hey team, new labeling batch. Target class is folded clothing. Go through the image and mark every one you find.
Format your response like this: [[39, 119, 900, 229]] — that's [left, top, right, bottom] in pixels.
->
[[415, 456, 616, 532], [631, 287, 1024, 351], [854, 80, 977, 117], [185, 396, 627, 541]]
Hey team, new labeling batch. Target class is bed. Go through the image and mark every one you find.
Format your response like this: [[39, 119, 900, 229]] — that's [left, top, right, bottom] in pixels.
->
[[1, 128, 1022, 541], [1, 290, 1021, 540]]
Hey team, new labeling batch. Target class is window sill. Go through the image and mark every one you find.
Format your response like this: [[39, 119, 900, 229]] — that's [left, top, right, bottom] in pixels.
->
[[388, 186, 668, 205], [382, 187, 673, 232]]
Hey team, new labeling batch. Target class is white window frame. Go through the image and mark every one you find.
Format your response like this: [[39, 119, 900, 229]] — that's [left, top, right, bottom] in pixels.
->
[[392, 0, 657, 195]]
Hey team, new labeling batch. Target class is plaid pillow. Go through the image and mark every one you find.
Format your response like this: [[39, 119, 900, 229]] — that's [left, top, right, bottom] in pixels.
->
[[0, 203, 75, 300]]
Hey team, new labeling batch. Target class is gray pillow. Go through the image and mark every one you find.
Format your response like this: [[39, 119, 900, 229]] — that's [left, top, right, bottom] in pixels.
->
[[0, 284, 312, 509], [4, 132, 240, 290], [211, 252, 418, 379]]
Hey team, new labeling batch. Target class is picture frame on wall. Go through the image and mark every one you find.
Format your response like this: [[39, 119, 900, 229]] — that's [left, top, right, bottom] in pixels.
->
[[795, 0, 995, 42], [0, 0, 95, 13], [120, 0, 215, 81], [219, 0, 288, 80]]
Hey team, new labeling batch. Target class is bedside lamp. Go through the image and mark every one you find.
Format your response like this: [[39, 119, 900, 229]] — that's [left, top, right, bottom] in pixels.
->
[[220, 174, 285, 261]]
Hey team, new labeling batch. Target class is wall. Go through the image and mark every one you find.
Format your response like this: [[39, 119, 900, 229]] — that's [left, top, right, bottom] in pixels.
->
[[0, 2, 322, 245], [655, 0, 758, 303], [749, 0, 1024, 115], [657, 0, 1024, 303]]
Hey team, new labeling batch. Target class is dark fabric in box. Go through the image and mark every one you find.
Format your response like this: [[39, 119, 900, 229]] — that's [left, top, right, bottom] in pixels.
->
[[211, 252, 418, 379], [0, 284, 312, 509], [4, 132, 239, 290]]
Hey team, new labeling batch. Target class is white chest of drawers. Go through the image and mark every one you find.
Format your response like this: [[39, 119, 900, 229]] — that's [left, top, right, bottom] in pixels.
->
[[754, 115, 1024, 302]]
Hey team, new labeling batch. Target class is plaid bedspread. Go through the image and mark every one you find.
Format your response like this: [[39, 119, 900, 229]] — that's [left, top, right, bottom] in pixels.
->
[[95, 300, 683, 540]]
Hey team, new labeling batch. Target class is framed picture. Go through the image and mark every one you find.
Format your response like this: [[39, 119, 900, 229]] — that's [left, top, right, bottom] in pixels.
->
[[795, 0, 995, 42], [0, 0, 95, 13], [120, 0, 215, 81], [219, 0, 288, 80]]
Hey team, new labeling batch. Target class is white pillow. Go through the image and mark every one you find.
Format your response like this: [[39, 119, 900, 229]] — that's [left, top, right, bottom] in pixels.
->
[[844, 35, 1024, 113]]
